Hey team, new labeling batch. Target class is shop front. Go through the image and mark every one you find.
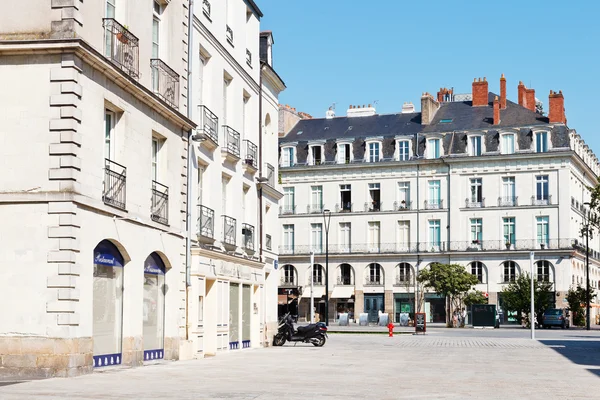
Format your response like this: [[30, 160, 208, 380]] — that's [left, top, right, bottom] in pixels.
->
[[424, 293, 446, 323], [142, 253, 166, 361], [394, 293, 415, 325], [332, 285, 355, 322]]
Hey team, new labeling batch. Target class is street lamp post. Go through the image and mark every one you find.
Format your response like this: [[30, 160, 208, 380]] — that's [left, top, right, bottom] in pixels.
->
[[323, 209, 331, 326], [584, 202, 591, 331]]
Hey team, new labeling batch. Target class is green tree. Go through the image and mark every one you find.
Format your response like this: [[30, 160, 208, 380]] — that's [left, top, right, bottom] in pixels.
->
[[463, 291, 488, 307], [566, 285, 597, 327], [417, 263, 479, 325], [501, 273, 553, 326]]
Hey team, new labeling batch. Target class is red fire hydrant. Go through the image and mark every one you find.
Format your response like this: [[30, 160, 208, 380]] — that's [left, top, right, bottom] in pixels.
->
[[387, 322, 394, 337]]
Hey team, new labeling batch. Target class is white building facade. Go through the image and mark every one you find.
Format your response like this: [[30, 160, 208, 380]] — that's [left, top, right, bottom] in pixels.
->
[[278, 77, 600, 326]]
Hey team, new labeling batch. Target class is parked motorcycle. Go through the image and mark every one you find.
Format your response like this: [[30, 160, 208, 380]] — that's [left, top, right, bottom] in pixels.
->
[[273, 313, 328, 347]]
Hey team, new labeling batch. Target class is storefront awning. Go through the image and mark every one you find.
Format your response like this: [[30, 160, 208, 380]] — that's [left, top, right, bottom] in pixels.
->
[[301, 286, 325, 298], [331, 286, 355, 299]]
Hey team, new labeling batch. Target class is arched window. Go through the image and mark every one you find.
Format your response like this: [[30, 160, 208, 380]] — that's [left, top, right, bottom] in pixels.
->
[[337, 263, 354, 285], [536, 260, 553, 282], [502, 261, 519, 283], [310, 264, 325, 285], [366, 263, 383, 285], [470, 261, 487, 284], [396, 263, 413, 284], [143, 253, 166, 361], [93, 240, 125, 368], [281, 265, 297, 286]]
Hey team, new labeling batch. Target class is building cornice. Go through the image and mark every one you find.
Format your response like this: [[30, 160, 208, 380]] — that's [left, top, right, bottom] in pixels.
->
[[261, 62, 286, 93], [0, 39, 196, 131], [259, 183, 283, 201], [192, 246, 264, 269]]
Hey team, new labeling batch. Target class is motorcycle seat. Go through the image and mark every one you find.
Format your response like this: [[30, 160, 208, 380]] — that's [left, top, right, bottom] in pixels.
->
[[296, 324, 317, 333]]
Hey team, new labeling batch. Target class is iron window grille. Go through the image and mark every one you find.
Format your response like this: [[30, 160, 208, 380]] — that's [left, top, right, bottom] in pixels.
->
[[222, 125, 241, 158], [198, 205, 214, 239], [151, 180, 169, 225], [150, 59, 180, 109], [103, 159, 127, 210], [102, 18, 140, 79], [197, 105, 218, 144], [242, 223, 255, 251], [222, 215, 236, 246]]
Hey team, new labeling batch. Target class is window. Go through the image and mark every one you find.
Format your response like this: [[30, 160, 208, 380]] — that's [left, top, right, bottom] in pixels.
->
[[536, 132, 548, 153], [368, 142, 381, 162], [104, 109, 115, 161], [503, 261, 517, 283], [339, 222, 351, 253], [282, 187, 295, 214], [242, 94, 249, 141], [310, 145, 323, 165], [503, 217, 515, 246], [151, 137, 160, 181], [469, 178, 482, 206], [340, 184, 351, 212], [536, 216, 549, 246], [310, 186, 323, 213], [222, 78, 229, 126], [281, 146, 295, 167], [106, 0, 116, 18], [368, 183, 381, 211], [339, 264, 353, 285], [397, 182, 410, 209], [536, 175, 549, 204], [501, 134, 515, 155], [283, 265, 295, 285], [311, 265, 324, 285], [368, 222, 380, 252], [397, 221, 410, 250], [282, 225, 294, 252], [197, 165, 205, 205], [337, 143, 351, 164], [502, 177, 515, 205], [471, 262, 485, 283], [310, 224, 323, 253], [428, 180, 441, 208], [470, 218, 482, 243], [398, 140, 410, 161], [152, 15, 160, 60], [469, 136, 482, 156], [397, 263, 412, 283], [428, 220, 441, 249], [221, 177, 228, 215], [198, 295, 204, 325], [265, 234, 272, 251], [367, 264, 382, 285], [536, 260, 551, 282], [427, 138, 441, 159]]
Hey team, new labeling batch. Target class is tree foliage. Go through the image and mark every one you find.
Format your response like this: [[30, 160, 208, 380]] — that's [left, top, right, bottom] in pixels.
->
[[500, 273, 554, 325], [417, 263, 479, 313], [463, 291, 488, 307], [566, 285, 597, 326]]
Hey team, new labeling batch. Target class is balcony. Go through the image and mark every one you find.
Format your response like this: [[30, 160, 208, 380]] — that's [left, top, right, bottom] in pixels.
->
[[150, 59, 180, 109], [279, 246, 295, 255], [280, 276, 297, 287], [498, 196, 518, 207], [500, 274, 517, 284], [365, 278, 383, 286], [465, 198, 485, 208], [424, 199, 443, 209], [265, 163, 275, 187], [532, 195, 552, 206], [394, 276, 414, 286], [151, 180, 169, 225], [394, 200, 412, 211], [197, 205, 215, 244], [243, 140, 257, 173], [279, 205, 297, 215], [195, 105, 218, 150], [308, 204, 324, 214], [336, 276, 354, 286], [365, 201, 382, 212], [226, 25, 234, 46], [221, 125, 240, 162], [222, 215, 236, 250], [242, 223, 255, 254], [103, 159, 126, 210], [102, 18, 139, 79], [335, 202, 353, 213]]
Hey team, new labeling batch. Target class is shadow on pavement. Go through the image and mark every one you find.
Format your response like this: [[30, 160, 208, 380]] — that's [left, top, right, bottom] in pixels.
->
[[540, 340, 600, 371]]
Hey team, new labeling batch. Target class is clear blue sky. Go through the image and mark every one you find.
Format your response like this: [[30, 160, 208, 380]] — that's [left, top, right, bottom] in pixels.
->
[[258, 0, 600, 153]]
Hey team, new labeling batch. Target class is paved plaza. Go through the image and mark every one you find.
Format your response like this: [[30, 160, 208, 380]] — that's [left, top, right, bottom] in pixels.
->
[[1, 329, 600, 399]]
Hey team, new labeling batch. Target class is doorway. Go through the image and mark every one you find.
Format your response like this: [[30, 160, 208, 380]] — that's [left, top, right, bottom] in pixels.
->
[[364, 294, 384, 323]]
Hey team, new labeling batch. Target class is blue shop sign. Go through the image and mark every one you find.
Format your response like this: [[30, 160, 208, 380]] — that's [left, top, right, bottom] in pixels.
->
[[144, 253, 165, 275]]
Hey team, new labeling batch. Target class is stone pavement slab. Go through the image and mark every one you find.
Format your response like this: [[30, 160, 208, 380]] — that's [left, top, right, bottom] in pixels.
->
[[1, 334, 599, 399]]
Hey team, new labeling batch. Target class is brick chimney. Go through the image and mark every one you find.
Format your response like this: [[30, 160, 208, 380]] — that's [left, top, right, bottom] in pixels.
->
[[472, 77, 489, 107], [518, 81, 525, 107], [548, 90, 566, 124], [437, 87, 453, 103], [493, 96, 500, 125], [500, 74, 507, 109], [421, 92, 440, 125], [525, 87, 536, 112]]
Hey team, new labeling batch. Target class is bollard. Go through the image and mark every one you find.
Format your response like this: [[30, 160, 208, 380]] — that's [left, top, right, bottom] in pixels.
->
[[387, 322, 394, 337]]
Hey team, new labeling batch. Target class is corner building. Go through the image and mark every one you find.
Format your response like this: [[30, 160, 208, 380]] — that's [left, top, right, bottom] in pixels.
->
[[278, 76, 600, 325]]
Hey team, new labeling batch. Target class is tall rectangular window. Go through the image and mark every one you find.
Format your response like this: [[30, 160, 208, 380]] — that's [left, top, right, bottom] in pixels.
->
[[222, 78, 229, 126], [368, 142, 380, 162], [428, 220, 441, 248], [197, 166, 204, 205], [339, 222, 351, 253], [151, 137, 160, 181], [502, 134, 515, 154], [536, 216, 549, 246], [104, 110, 115, 160], [398, 182, 410, 209], [502, 177, 515, 201], [536, 132, 548, 153], [368, 221, 380, 252], [311, 185, 323, 213], [398, 140, 410, 161], [536, 175, 549, 202], [152, 18, 160, 59], [469, 136, 482, 156], [369, 183, 381, 211], [470, 218, 482, 243], [428, 180, 441, 207], [503, 217, 515, 245], [397, 221, 410, 250], [469, 178, 482, 205], [283, 187, 295, 214], [310, 145, 322, 165], [338, 143, 350, 164], [427, 138, 440, 159], [282, 147, 295, 167], [310, 223, 323, 253], [106, 0, 116, 17], [282, 224, 294, 252], [340, 184, 351, 211], [221, 178, 228, 215]]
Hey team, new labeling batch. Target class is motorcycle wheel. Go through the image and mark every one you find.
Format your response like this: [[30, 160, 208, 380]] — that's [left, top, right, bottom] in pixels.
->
[[273, 334, 286, 347], [312, 335, 326, 347]]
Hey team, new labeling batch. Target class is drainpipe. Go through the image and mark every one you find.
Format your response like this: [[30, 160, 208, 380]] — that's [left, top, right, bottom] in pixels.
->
[[415, 134, 420, 313], [258, 62, 265, 262], [185, 0, 195, 342]]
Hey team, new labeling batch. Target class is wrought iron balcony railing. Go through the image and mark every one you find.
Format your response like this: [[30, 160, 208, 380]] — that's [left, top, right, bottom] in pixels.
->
[[222, 215, 236, 247], [102, 18, 139, 79], [498, 196, 518, 207], [308, 277, 324, 286], [151, 180, 169, 225], [336, 276, 354, 286], [222, 125, 240, 158], [365, 278, 383, 286], [197, 205, 214, 239], [394, 200, 412, 211], [500, 274, 517, 283], [532, 195, 552, 206], [394, 276, 414, 286], [365, 201, 382, 212], [242, 223, 255, 252], [103, 159, 127, 210], [196, 105, 218, 144], [279, 205, 296, 215], [280, 277, 297, 286], [244, 140, 257, 166], [465, 198, 485, 208], [308, 204, 324, 214], [335, 202, 353, 213], [150, 59, 180, 109], [424, 199, 443, 209]]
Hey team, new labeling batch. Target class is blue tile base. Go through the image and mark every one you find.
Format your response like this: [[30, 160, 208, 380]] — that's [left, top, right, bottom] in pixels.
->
[[242, 340, 251, 349], [93, 353, 121, 368], [229, 341, 239, 350], [143, 349, 164, 361]]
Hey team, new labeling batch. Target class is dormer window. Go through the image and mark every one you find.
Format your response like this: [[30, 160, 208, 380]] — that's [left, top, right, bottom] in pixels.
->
[[397, 139, 411, 161], [281, 145, 296, 167], [337, 141, 352, 164], [469, 135, 483, 156], [535, 131, 549, 153], [365, 138, 383, 163], [501, 133, 515, 155], [308, 141, 325, 166], [427, 138, 441, 159]]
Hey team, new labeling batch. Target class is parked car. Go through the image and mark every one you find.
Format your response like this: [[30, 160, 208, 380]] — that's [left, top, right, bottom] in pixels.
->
[[540, 308, 570, 329]]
